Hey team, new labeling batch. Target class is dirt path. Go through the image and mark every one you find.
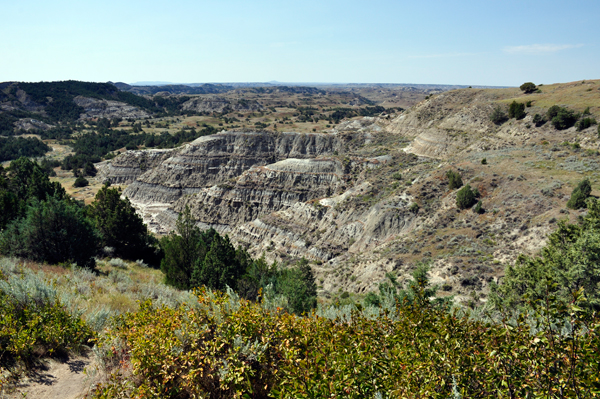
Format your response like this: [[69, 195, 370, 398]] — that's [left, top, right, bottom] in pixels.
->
[[6, 354, 96, 399]]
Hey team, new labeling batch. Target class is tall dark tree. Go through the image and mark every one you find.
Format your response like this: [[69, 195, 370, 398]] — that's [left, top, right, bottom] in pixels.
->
[[0, 158, 66, 229], [160, 207, 251, 291], [88, 184, 156, 261], [7, 157, 65, 203], [191, 231, 249, 291], [274, 259, 318, 314], [160, 207, 205, 290]]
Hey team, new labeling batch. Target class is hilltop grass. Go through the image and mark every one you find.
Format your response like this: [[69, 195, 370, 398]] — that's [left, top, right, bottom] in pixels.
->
[[498, 80, 600, 115]]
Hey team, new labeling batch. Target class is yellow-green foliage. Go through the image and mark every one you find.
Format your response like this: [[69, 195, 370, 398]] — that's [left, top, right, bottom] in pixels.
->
[[93, 288, 600, 398], [0, 266, 94, 368]]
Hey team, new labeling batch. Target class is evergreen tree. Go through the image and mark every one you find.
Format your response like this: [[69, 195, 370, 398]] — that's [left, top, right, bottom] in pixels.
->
[[237, 255, 277, 301], [508, 101, 526, 120], [88, 184, 156, 261], [275, 258, 318, 314], [160, 207, 203, 290], [490, 105, 508, 125], [160, 207, 250, 290], [0, 158, 66, 228], [567, 178, 592, 210], [7, 157, 66, 204], [446, 170, 463, 190], [0, 196, 99, 269], [520, 82, 537, 94], [456, 184, 477, 209]]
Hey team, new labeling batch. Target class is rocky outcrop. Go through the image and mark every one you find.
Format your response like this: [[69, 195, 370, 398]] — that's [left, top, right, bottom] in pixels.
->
[[122, 131, 347, 206], [102, 130, 354, 235], [181, 97, 263, 113], [229, 185, 417, 292], [96, 149, 174, 185], [153, 158, 346, 232], [74, 96, 150, 120], [13, 118, 54, 132]]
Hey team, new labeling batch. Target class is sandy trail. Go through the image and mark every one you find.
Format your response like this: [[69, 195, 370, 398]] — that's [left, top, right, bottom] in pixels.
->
[[6, 354, 96, 399]]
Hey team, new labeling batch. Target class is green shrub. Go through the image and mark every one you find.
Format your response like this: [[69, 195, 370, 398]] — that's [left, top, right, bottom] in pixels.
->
[[508, 101, 526, 120], [446, 170, 463, 190], [547, 105, 579, 130], [575, 117, 597, 131], [567, 178, 592, 210], [490, 105, 508, 125], [0, 267, 94, 365], [519, 82, 537, 94], [160, 207, 249, 291], [474, 200, 484, 214], [491, 198, 600, 312], [481, 158, 487, 165], [0, 197, 99, 268], [456, 184, 477, 209], [409, 202, 420, 213], [392, 172, 402, 180], [73, 176, 89, 187]]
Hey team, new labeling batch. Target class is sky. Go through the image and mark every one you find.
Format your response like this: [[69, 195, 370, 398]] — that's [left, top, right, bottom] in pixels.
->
[[1, 0, 599, 86]]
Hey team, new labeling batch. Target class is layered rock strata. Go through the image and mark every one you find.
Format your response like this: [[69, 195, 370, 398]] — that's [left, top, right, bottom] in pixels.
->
[[122, 131, 346, 206], [96, 149, 174, 185], [74, 96, 150, 120]]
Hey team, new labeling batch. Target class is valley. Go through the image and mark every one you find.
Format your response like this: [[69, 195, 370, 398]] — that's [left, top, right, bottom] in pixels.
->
[[2, 79, 600, 306], [95, 80, 600, 306]]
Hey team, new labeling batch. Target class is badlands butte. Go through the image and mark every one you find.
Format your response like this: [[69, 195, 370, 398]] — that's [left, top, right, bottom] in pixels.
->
[[98, 80, 600, 304]]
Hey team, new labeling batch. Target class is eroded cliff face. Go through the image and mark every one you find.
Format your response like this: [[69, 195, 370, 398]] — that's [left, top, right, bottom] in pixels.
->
[[104, 130, 354, 234], [74, 96, 151, 120], [96, 149, 175, 185], [181, 97, 264, 113], [122, 131, 346, 206], [165, 158, 345, 230]]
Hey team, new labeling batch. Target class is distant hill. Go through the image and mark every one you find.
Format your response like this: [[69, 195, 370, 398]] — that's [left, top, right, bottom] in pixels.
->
[[114, 82, 235, 96]]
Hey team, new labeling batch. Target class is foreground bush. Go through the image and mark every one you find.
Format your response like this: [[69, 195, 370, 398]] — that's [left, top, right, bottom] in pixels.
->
[[0, 263, 94, 369], [92, 287, 600, 398]]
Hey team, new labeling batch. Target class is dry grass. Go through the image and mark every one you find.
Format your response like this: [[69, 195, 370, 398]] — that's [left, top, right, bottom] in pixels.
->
[[0, 257, 196, 333], [498, 79, 600, 115]]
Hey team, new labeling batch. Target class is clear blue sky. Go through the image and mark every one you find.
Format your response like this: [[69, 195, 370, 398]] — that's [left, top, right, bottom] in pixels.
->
[[2, 0, 598, 86]]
